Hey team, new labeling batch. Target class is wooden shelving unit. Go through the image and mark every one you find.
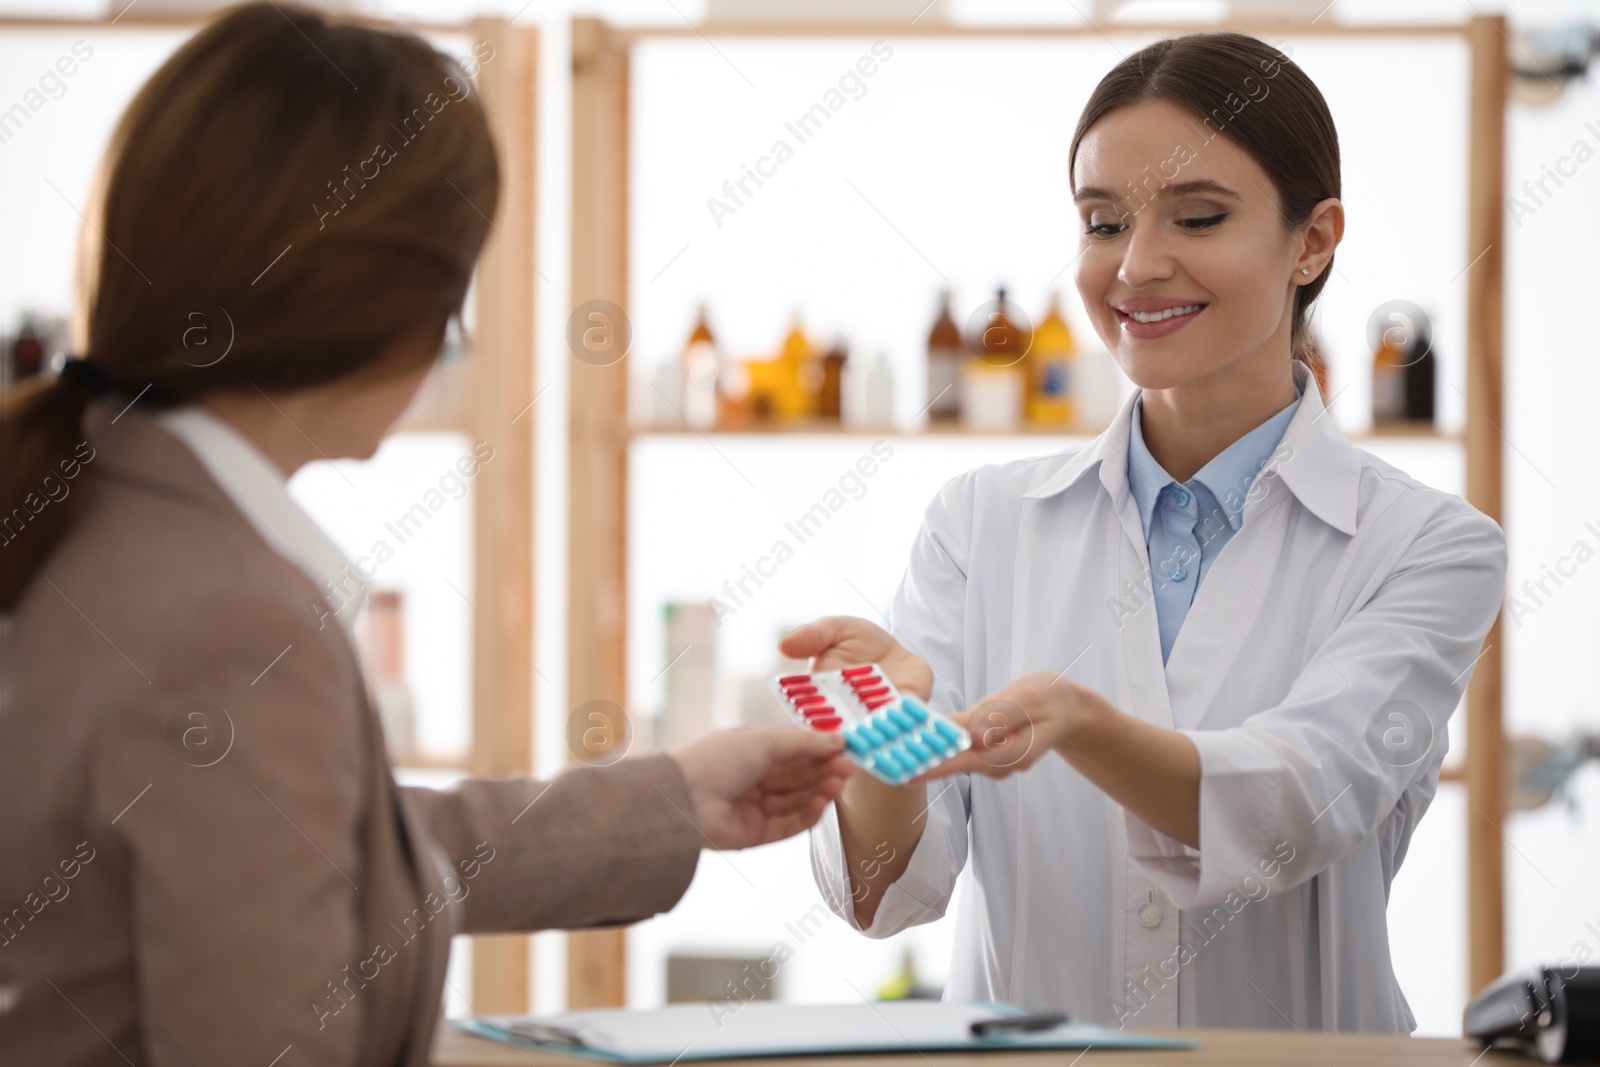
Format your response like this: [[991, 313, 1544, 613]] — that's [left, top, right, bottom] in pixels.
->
[[570, 13, 1509, 1005]]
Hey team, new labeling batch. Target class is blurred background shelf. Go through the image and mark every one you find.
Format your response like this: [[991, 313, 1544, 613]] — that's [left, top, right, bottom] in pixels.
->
[[629, 423, 1463, 441]]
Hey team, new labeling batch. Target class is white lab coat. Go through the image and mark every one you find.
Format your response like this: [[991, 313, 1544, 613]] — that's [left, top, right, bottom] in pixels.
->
[[811, 360, 1506, 1032]]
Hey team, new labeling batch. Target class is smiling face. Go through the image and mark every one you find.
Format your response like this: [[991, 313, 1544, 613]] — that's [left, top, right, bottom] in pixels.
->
[[1073, 98, 1310, 394]]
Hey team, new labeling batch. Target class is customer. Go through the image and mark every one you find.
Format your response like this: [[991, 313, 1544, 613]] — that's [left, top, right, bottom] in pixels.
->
[[0, 6, 850, 1065]]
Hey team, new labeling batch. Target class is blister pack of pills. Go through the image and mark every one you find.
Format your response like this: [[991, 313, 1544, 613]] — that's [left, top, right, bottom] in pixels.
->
[[770, 663, 971, 785]]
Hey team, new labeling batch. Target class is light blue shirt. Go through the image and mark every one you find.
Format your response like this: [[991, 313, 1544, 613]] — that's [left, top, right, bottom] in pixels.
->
[[1127, 383, 1302, 663]]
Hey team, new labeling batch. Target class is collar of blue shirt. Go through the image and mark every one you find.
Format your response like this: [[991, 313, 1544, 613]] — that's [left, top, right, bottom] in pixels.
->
[[1126, 377, 1302, 540], [1021, 360, 1361, 538]]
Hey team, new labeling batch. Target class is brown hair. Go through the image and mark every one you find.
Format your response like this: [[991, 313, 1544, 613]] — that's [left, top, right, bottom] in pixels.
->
[[1068, 31, 1339, 372], [0, 2, 500, 606]]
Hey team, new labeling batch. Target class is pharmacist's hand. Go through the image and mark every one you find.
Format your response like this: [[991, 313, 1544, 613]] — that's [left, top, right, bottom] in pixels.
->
[[779, 616, 934, 701], [671, 727, 854, 850], [917, 671, 1099, 781]]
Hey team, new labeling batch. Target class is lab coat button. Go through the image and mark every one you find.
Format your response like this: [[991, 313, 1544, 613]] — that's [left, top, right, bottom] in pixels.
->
[[1138, 901, 1163, 928], [1172, 565, 1189, 582], [1173, 490, 1190, 507]]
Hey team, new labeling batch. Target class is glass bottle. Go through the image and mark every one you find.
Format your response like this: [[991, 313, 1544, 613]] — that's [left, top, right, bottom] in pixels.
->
[[925, 291, 963, 423], [10, 313, 45, 383], [1403, 323, 1436, 423], [778, 314, 819, 420], [818, 336, 847, 420], [961, 287, 1026, 430], [682, 305, 720, 430], [1027, 293, 1077, 426], [1371, 330, 1407, 425]]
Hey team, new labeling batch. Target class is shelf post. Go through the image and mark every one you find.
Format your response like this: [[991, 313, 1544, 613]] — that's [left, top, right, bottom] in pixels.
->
[[1464, 12, 1507, 998], [468, 15, 541, 1017], [568, 16, 632, 1009]]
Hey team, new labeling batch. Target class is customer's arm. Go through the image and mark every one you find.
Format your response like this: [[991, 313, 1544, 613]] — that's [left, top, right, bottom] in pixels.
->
[[399, 755, 702, 931], [402, 726, 853, 933]]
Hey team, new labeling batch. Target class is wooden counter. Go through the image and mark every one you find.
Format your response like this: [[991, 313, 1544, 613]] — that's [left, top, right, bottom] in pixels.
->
[[434, 1024, 1525, 1066]]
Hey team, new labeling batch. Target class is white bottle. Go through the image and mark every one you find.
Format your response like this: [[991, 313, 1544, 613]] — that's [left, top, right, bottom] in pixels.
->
[[651, 360, 685, 427], [1072, 345, 1125, 432], [862, 351, 895, 427], [681, 306, 720, 430]]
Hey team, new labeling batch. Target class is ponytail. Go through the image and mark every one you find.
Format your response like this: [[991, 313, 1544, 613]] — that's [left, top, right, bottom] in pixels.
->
[[0, 373, 102, 607]]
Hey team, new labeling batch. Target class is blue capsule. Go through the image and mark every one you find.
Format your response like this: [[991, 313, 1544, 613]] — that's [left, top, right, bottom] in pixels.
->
[[900, 696, 931, 723], [904, 737, 937, 764], [932, 718, 964, 745], [843, 727, 871, 758], [858, 721, 890, 747], [869, 753, 902, 781], [881, 748, 914, 779], [886, 705, 917, 732], [872, 713, 903, 739], [919, 726, 952, 752]]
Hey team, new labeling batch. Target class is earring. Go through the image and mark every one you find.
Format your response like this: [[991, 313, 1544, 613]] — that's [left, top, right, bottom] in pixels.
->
[[1300, 268, 1310, 276]]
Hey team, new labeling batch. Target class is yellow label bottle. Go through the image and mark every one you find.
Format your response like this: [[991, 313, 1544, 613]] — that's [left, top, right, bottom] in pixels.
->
[[1027, 292, 1077, 426]]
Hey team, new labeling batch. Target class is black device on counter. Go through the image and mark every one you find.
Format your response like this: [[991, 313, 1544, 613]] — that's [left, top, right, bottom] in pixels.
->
[[1466, 966, 1600, 1063]]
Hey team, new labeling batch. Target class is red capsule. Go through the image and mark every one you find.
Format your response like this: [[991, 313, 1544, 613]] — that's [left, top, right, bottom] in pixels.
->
[[809, 715, 842, 730], [864, 697, 892, 710], [802, 704, 836, 719], [779, 674, 812, 686], [855, 685, 889, 700], [792, 693, 827, 706], [846, 675, 880, 689], [841, 665, 875, 678], [783, 684, 820, 697]]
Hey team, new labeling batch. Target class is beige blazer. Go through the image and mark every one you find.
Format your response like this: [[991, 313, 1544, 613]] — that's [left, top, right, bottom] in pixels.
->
[[0, 398, 703, 1066]]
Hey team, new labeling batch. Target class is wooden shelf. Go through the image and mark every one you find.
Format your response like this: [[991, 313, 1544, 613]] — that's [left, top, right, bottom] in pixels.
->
[[628, 422, 1463, 442]]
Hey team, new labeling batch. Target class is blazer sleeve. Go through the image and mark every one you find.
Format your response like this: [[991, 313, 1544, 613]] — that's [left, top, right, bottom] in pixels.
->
[[86, 595, 370, 1067], [1124, 497, 1508, 909], [398, 754, 703, 933]]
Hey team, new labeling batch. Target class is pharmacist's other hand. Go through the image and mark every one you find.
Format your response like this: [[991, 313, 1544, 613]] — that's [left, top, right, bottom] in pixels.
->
[[779, 616, 934, 701], [671, 726, 854, 850], [916, 671, 1096, 781]]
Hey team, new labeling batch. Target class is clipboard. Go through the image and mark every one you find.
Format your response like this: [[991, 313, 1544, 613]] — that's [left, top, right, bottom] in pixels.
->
[[453, 1001, 1199, 1062]]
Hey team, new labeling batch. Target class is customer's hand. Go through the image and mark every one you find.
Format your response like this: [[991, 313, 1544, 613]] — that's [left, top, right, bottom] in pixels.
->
[[779, 616, 933, 701], [671, 727, 855, 850]]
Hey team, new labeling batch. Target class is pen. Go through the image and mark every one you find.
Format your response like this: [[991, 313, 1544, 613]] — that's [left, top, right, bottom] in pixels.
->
[[503, 1021, 595, 1047], [970, 1012, 1070, 1037]]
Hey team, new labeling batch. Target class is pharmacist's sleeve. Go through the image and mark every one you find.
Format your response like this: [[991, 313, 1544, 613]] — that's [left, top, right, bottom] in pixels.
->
[[1124, 498, 1506, 909], [810, 468, 978, 935], [811, 773, 971, 936]]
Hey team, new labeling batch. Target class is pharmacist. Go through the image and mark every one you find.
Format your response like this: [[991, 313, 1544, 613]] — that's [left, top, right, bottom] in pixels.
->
[[785, 32, 1505, 1033]]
